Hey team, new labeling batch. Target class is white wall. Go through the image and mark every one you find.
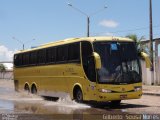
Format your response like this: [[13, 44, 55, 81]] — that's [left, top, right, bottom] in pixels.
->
[[0, 71, 13, 80]]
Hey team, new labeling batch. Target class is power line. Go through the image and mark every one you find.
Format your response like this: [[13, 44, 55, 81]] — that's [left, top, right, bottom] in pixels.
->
[[111, 25, 160, 33], [92, 25, 160, 36]]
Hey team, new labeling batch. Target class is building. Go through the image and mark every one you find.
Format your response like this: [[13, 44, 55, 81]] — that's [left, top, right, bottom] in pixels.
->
[[141, 38, 160, 85], [0, 62, 13, 79]]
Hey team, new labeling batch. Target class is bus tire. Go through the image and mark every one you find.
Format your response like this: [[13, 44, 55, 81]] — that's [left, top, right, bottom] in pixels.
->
[[24, 84, 30, 93], [74, 88, 83, 103], [110, 100, 121, 106], [31, 84, 37, 94]]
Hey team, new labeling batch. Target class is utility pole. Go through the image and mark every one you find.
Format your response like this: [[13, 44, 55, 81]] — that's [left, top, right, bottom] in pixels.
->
[[12, 37, 35, 50], [149, 0, 154, 85], [87, 17, 90, 37], [68, 3, 107, 37]]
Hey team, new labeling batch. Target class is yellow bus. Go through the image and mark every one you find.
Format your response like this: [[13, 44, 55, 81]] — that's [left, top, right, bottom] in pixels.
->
[[13, 37, 150, 104]]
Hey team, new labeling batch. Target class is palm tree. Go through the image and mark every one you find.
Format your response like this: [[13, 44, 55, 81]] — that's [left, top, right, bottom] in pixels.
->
[[0, 64, 6, 79], [126, 34, 148, 53]]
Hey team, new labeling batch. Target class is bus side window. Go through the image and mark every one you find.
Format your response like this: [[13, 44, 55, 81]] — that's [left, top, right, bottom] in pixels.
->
[[23, 53, 30, 66], [68, 43, 80, 62], [46, 47, 56, 63], [14, 54, 19, 66], [37, 49, 46, 64], [19, 54, 22, 66], [81, 41, 96, 82], [56, 45, 68, 63], [30, 51, 37, 65]]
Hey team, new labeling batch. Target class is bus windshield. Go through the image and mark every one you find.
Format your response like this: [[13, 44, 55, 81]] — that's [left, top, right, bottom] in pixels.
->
[[94, 41, 141, 84]]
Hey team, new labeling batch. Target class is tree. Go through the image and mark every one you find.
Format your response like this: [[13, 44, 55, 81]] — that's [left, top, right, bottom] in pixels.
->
[[0, 64, 6, 79], [126, 34, 148, 54]]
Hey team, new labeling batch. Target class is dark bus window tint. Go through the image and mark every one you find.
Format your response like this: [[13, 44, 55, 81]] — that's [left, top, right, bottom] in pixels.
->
[[56, 45, 68, 62], [82, 42, 92, 58], [37, 49, 46, 64], [22, 53, 25, 65], [21, 54, 24, 65], [46, 47, 56, 63], [14, 54, 18, 66], [19, 54, 22, 66], [68, 43, 80, 61], [23, 53, 29, 65], [26, 53, 30, 65], [14, 54, 22, 66], [81, 41, 96, 82], [30, 51, 37, 65]]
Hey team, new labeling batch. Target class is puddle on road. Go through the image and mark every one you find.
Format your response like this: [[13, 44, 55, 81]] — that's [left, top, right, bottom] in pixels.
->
[[0, 80, 43, 102], [0, 80, 91, 114], [0, 80, 135, 117], [44, 96, 90, 109], [0, 92, 91, 114], [0, 100, 14, 111]]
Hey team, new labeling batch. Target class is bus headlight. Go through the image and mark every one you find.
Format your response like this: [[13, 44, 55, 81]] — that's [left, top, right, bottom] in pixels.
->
[[134, 86, 142, 92], [99, 89, 112, 93]]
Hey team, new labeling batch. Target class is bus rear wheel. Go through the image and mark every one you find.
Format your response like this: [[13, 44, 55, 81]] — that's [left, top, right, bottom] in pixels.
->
[[75, 89, 83, 103], [24, 84, 30, 93]]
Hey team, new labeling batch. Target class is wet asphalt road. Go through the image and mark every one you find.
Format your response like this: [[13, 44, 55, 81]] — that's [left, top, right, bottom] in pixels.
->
[[0, 80, 160, 120]]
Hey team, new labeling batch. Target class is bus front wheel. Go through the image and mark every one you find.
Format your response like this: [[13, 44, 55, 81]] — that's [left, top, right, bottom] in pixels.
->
[[74, 88, 83, 103]]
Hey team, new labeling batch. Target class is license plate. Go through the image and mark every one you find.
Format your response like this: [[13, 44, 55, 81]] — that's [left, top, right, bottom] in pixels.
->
[[120, 94, 127, 99]]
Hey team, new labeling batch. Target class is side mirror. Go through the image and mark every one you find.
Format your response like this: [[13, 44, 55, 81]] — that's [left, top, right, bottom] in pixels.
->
[[93, 52, 101, 69], [141, 52, 152, 68]]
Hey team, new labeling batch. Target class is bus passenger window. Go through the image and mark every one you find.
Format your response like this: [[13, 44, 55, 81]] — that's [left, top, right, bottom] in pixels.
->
[[81, 41, 96, 82], [56, 45, 68, 62], [21, 54, 24, 66], [15, 54, 22, 66], [14, 55, 18, 66], [46, 47, 56, 63], [23, 53, 30, 66], [37, 49, 46, 64], [68, 43, 80, 62], [30, 51, 37, 65]]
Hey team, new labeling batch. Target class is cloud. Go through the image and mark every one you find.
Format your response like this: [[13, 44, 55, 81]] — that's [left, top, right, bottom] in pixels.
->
[[102, 32, 114, 36], [0, 45, 16, 61], [93, 32, 114, 36], [99, 20, 119, 28]]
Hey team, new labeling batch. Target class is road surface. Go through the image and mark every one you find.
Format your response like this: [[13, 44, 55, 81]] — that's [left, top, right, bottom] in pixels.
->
[[0, 80, 159, 120]]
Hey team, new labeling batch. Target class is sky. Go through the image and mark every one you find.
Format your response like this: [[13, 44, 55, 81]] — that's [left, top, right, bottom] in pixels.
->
[[0, 0, 160, 61]]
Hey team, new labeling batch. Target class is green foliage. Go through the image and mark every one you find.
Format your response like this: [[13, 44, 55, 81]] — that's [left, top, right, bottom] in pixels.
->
[[126, 34, 148, 54], [0, 64, 6, 72]]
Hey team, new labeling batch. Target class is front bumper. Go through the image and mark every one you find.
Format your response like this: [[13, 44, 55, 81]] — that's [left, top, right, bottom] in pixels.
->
[[96, 91, 142, 102]]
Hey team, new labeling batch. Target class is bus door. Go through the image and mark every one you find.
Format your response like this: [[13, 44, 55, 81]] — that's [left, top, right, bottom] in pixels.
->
[[81, 41, 97, 100]]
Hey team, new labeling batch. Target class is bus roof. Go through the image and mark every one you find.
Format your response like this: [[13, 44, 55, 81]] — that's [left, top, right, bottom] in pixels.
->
[[15, 36, 133, 54]]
